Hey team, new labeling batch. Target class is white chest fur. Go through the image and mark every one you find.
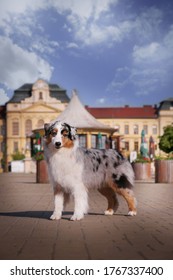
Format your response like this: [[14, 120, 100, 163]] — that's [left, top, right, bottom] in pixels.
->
[[47, 147, 83, 191]]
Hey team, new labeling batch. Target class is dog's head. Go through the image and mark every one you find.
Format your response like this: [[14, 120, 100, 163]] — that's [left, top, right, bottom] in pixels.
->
[[44, 121, 77, 149]]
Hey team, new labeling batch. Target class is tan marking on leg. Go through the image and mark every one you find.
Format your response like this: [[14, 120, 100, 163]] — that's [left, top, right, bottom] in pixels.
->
[[98, 187, 119, 215], [118, 188, 137, 215]]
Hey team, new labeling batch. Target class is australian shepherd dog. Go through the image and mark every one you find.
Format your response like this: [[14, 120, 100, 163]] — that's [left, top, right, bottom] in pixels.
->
[[44, 121, 137, 221]]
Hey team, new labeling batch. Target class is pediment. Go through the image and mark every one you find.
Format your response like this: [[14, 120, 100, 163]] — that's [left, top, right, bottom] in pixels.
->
[[21, 103, 61, 113]]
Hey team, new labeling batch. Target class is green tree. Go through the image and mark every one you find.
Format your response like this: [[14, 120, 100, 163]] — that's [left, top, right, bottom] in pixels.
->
[[159, 124, 173, 153]]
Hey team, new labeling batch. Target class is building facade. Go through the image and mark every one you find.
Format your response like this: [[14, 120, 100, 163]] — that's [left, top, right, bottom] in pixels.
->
[[0, 106, 6, 172], [0, 79, 173, 172], [3, 79, 69, 167], [87, 101, 173, 156]]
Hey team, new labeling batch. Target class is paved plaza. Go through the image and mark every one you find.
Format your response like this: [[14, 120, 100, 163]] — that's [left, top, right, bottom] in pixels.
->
[[0, 173, 173, 260]]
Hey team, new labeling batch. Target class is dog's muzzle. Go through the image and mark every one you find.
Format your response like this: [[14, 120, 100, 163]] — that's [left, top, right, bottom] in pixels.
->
[[55, 142, 61, 149]]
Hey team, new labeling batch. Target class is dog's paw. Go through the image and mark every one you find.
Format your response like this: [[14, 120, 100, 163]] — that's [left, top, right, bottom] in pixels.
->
[[128, 210, 137, 216], [50, 213, 61, 220], [104, 209, 114, 215], [70, 213, 84, 221]]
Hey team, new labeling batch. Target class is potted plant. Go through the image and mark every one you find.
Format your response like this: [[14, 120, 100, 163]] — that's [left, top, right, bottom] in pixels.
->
[[34, 151, 49, 183], [155, 124, 173, 183], [11, 151, 25, 172], [132, 154, 152, 180]]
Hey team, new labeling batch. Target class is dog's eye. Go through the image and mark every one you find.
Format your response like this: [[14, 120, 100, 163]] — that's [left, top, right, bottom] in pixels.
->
[[51, 131, 57, 137], [61, 129, 68, 137], [63, 133, 68, 138]]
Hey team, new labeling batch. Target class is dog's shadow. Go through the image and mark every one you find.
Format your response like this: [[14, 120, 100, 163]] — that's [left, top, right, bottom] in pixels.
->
[[0, 211, 127, 220]]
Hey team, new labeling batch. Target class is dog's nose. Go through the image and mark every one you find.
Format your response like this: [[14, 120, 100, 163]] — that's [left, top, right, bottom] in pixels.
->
[[55, 142, 61, 148]]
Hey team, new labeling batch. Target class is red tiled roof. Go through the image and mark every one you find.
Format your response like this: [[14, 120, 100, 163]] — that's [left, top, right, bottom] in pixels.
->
[[86, 105, 157, 119]]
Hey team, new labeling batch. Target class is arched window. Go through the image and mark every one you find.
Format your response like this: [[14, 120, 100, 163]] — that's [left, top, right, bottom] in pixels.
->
[[12, 119, 19, 136], [25, 119, 32, 136], [37, 119, 44, 128]]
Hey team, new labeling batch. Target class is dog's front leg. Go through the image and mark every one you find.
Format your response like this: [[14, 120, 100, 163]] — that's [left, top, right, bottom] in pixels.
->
[[50, 188, 64, 220], [70, 186, 88, 221]]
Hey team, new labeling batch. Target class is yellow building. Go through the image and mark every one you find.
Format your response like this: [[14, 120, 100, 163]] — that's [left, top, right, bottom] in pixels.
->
[[0, 79, 173, 172], [5, 79, 69, 165], [0, 106, 6, 172], [86, 100, 173, 156]]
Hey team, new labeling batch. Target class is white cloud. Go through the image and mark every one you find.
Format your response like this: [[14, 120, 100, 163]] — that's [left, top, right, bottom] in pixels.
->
[[132, 7, 163, 42], [0, 36, 53, 89], [66, 42, 79, 49], [0, 88, 9, 105], [0, 0, 47, 31], [133, 25, 173, 66], [107, 29, 172, 98], [96, 98, 106, 105], [130, 68, 167, 96], [77, 23, 122, 46], [133, 42, 160, 63], [30, 38, 59, 55], [51, 0, 117, 22], [51, 0, 120, 46], [106, 67, 131, 94]]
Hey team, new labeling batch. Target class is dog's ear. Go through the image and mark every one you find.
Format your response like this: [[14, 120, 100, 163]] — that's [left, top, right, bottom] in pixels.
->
[[70, 126, 77, 140], [44, 123, 50, 136]]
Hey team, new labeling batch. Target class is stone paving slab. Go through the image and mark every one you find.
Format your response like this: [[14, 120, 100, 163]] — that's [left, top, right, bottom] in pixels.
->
[[0, 173, 173, 260]]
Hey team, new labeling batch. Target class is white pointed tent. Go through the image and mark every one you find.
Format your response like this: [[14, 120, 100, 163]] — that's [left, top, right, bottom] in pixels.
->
[[53, 90, 115, 133], [33, 90, 115, 149], [52, 90, 115, 148]]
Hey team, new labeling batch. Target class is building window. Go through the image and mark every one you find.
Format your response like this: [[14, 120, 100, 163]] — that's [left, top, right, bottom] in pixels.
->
[[0, 142, 5, 153], [115, 125, 120, 133], [12, 119, 19, 135], [39, 92, 43, 100], [25, 119, 32, 136], [143, 125, 148, 135], [37, 119, 44, 128], [91, 135, 97, 148], [78, 134, 86, 148], [124, 125, 129, 135], [124, 141, 129, 151], [133, 124, 139, 135], [102, 135, 107, 149], [152, 125, 157, 135], [0, 125, 5, 136], [13, 141, 18, 152], [134, 141, 139, 152]]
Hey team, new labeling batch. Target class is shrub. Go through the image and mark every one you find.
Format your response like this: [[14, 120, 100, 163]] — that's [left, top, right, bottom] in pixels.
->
[[11, 151, 25, 161], [159, 124, 173, 154], [34, 151, 44, 161], [134, 154, 150, 163]]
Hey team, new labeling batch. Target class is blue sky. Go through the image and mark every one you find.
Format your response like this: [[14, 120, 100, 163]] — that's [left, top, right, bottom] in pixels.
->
[[0, 0, 173, 107]]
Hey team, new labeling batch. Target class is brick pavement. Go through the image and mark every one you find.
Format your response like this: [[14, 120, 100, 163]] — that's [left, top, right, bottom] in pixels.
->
[[0, 173, 173, 260]]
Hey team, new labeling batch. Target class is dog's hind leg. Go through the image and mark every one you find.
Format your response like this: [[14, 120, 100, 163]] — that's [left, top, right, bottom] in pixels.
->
[[118, 188, 137, 216], [50, 187, 64, 220], [111, 170, 137, 216], [98, 187, 119, 215]]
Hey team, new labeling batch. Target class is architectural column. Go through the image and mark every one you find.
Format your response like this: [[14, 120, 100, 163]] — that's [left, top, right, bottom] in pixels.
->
[[86, 132, 91, 148]]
